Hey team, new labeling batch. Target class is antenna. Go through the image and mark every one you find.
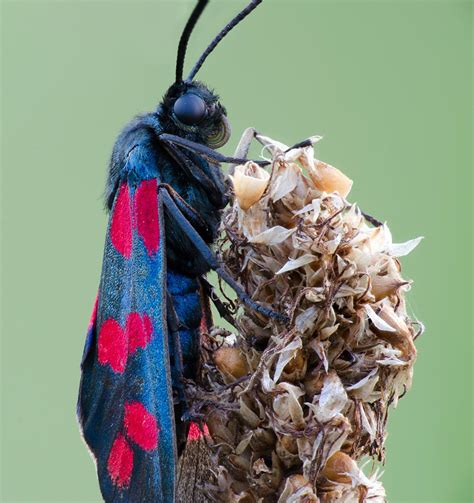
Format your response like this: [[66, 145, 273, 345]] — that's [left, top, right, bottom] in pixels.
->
[[175, 0, 209, 83], [187, 0, 263, 81]]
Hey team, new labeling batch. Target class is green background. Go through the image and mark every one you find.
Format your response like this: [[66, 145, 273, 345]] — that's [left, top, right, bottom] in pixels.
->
[[1, 0, 472, 501]]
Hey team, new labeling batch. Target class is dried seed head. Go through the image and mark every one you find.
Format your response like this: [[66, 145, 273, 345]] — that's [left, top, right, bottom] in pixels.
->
[[227, 453, 252, 480], [278, 434, 298, 455], [321, 451, 356, 484], [206, 409, 237, 448], [278, 475, 319, 503], [275, 437, 301, 468], [281, 349, 308, 382], [307, 160, 353, 198], [303, 370, 325, 399], [371, 304, 417, 360], [370, 273, 409, 301], [187, 132, 420, 502], [229, 162, 270, 210], [275, 435, 300, 469], [214, 347, 250, 383], [249, 428, 276, 453], [251, 452, 283, 495], [369, 258, 409, 301]]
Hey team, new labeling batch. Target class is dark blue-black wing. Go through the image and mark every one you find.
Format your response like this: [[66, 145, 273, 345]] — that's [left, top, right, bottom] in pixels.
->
[[78, 144, 177, 502]]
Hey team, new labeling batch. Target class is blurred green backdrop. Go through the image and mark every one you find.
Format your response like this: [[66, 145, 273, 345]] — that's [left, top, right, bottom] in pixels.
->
[[1, 0, 472, 501]]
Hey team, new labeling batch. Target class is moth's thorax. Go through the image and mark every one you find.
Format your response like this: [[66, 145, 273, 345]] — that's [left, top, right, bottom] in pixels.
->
[[106, 110, 227, 277]]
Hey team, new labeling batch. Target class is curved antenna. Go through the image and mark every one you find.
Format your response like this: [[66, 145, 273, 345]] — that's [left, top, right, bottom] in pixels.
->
[[187, 0, 263, 81], [176, 0, 209, 83]]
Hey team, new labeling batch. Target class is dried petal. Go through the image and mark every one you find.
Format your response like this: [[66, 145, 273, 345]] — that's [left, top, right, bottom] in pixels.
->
[[230, 162, 270, 210]]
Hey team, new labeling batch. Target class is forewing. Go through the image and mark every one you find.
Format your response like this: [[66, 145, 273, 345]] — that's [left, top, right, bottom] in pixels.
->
[[78, 163, 176, 501]]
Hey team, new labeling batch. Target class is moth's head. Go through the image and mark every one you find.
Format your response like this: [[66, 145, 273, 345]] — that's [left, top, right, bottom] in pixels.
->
[[159, 80, 230, 148], [158, 0, 262, 147]]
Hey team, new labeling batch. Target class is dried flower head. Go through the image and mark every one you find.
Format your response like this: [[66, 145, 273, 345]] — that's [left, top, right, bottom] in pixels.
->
[[184, 133, 423, 502]]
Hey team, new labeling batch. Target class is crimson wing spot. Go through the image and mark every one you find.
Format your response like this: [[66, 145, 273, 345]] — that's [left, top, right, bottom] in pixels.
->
[[124, 401, 159, 451], [107, 434, 134, 488], [135, 179, 160, 255], [127, 313, 153, 355], [110, 183, 132, 258], [98, 318, 128, 373], [187, 422, 210, 441], [98, 313, 154, 372], [110, 179, 159, 257], [106, 402, 159, 488]]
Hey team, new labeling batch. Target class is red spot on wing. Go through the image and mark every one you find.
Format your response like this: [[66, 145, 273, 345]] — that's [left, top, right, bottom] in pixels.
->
[[110, 183, 132, 258], [135, 180, 159, 255], [98, 318, 127, 373], [187, 422, 210, 441], [142, 314, 153, 339], [124, 401, 159, 451], [107, 434, 134, 488], [126, 313, 153, 355]]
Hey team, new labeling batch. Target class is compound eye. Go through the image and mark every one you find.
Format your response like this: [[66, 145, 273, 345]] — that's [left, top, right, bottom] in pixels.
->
[[173, 93, 207, 126]]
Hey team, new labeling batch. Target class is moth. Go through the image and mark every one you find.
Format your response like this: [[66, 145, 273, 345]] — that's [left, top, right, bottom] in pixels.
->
[[77, 1, 287, 501]]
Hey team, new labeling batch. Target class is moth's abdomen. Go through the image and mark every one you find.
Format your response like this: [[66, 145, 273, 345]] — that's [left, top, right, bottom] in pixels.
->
[[167, 269, 202, 380]]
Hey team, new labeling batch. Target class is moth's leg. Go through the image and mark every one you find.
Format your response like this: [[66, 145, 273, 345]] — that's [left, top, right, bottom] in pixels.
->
[[361, 212, 383, 227], [254, 132, 318, 153], [200, 277, 237, 328], [160, 188, 289, 323], [166, 292, 187, 400], [233, 131, 381, 229], [286, 138, 317, 151], [159, 139, 228, 208], [166, 292, 190, 455], [229, 129, 317, 174], [159, 183, 214, 241], [229, 127, 258, 175], [158, 133, 270, 167]]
